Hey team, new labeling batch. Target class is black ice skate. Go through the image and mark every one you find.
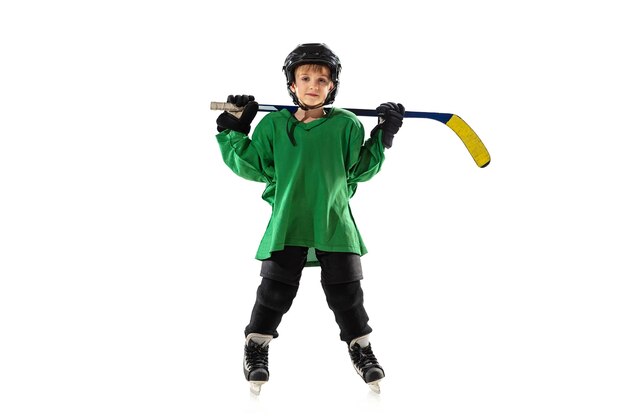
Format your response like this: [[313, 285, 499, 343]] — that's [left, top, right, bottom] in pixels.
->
[[349, 335, 385, 393], [243, 333, 272, 395]]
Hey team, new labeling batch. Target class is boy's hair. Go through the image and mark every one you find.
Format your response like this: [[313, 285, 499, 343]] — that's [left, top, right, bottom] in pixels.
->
[[293, 63, 332, 78]]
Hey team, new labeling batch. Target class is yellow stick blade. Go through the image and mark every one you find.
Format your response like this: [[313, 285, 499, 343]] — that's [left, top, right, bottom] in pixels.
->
[[445, 115, 491, 168]]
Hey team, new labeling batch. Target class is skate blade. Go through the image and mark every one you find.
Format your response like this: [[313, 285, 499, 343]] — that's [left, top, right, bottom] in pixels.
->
[[368, 381, 381, 394], [249, 381, 266, 395]]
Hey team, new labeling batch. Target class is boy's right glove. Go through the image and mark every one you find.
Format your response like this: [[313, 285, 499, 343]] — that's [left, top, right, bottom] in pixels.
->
[[371, 102, 405, 148], [216, 94, 258, 135]]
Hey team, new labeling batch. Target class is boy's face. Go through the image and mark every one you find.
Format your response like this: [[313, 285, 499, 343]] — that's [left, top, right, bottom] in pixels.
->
[[290, 64, 334, 108]]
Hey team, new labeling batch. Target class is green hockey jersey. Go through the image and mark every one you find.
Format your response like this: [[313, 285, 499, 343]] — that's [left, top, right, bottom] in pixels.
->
[[216, 107, 385, 265]]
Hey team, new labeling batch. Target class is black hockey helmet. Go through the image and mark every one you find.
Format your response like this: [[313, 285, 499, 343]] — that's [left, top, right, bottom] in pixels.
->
[[283, 43, 341, 106]]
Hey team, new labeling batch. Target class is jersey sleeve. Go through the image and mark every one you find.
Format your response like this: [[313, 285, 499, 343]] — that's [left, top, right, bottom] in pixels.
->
[[346, 120, 386, 185], [215, 117, 275, 183]]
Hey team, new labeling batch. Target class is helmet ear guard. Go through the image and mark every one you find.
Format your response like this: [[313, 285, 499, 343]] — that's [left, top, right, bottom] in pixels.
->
[[283, 43, 342, 107]]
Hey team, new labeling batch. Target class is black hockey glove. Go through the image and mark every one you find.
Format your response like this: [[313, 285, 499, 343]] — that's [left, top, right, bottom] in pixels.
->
[[216, 94, 258, 135], [371, 102, 405, 149]]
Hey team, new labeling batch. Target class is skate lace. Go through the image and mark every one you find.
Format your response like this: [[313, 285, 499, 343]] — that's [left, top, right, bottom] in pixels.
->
[[349, 344, 380, 372], [245, 341, 269, 369]]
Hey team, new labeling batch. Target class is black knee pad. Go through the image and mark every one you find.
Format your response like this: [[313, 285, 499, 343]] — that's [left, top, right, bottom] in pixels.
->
[[322, 281, 364, 312], [322, 281, 371, 343], [256, 277, 299, 314]]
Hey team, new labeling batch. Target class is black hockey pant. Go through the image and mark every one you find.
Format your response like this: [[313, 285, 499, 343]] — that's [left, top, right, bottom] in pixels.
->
[[244, 246, 372, 343]]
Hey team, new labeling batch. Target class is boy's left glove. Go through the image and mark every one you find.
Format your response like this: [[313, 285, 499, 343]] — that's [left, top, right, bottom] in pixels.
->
[[216, 94, 258, 135], [371, 102, 405, 149]]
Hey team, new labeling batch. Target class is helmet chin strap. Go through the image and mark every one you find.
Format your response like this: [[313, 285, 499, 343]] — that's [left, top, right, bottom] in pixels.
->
[[297, 100, 325, 111]]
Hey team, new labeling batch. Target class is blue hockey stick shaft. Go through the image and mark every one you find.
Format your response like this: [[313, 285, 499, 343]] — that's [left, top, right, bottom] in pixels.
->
[[255, 103, 452, 123], [211, 102, 452, 122]]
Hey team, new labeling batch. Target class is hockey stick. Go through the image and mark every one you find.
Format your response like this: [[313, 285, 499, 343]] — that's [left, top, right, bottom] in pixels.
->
[[210, 102, 490, 168]]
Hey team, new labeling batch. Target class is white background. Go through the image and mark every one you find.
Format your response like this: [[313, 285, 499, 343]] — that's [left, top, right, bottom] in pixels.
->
[[1, 0, 625, 416]]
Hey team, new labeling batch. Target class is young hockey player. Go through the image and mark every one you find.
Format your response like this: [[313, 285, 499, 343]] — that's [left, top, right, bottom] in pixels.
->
[[214, 43, 404, 394]]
